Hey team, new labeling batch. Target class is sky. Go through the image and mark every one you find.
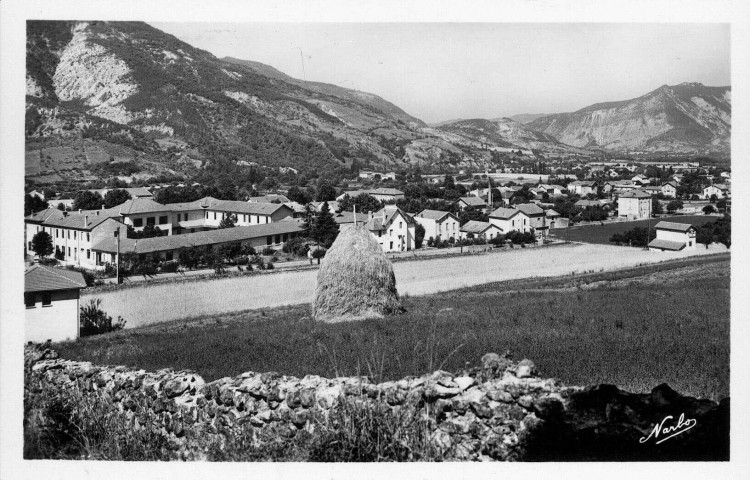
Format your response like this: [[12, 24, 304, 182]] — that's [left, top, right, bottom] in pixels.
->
[[138, 23, 727, 123]]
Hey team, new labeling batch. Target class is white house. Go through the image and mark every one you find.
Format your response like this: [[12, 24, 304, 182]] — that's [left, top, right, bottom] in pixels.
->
[[458, 221, 503, 241], [25, 265, 87, 343], [364, 206, 416, 252], [514, 203, 548, 239], [617, 189, 652, 220], [336, 188, 405, 203], [661, 182, 678, 198], [488, 207, 532, 233], [648, 221, 697, 251], [456, 196, 487, 211], [703, 184, 730, 200], [567, 181, 597, 196], [413, 210, 460, 243]]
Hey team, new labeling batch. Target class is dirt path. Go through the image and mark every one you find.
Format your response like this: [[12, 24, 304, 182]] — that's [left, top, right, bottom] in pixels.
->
[[84, 243, 728, 329]]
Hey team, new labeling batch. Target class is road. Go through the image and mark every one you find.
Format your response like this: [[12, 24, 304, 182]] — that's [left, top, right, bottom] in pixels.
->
[[84, 242, 728, 329]]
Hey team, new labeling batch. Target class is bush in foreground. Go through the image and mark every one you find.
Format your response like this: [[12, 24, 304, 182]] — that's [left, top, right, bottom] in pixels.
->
[[80, 299, 126, 337]]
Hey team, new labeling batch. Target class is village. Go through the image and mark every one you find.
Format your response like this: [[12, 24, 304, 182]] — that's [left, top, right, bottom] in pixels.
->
[[23, 159, 731, 343]]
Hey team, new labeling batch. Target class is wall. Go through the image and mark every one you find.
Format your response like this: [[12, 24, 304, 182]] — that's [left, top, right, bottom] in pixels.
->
[[24, 345, 729, 461], [25, 290, 79, 343]]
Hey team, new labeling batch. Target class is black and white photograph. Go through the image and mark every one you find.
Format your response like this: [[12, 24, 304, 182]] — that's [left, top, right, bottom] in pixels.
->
[[1, 0, 748, 478]]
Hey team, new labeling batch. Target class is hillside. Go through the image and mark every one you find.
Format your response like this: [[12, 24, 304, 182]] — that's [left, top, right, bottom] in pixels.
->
[[25, 21, 489, 187], [527, 83, 731, 155]]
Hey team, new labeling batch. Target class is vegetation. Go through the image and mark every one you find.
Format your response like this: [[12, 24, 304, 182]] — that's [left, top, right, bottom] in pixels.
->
[[25, 194, 49, 216], [80, 299, 126, 337], [31, 231, 54, 257], [56, 256, 729, 400], [103, 189, 132, 209], [218, 213, 237, 229], [73, 191, 104, 211], [609, 227, 655, 247], [551, 215, 717, 245]]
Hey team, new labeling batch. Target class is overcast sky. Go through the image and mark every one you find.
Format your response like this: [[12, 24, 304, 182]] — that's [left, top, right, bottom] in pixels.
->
[[152, 22, 730, 124]]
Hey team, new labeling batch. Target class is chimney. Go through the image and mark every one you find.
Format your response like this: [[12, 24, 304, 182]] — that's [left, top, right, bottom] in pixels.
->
[[84, 215, 88, 227], [96, 210, 100, 216], [78, 209, 82, 215], [102, 204, 105, 210], [368, 210, 373, 220], [63, 211, 68, 217]]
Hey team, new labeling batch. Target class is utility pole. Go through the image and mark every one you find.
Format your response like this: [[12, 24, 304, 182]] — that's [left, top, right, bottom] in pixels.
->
[[115, 226, 121, 284]]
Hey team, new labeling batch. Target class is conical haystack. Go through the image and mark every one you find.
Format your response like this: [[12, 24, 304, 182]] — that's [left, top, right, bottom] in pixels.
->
[[312, 225, 402, 322]]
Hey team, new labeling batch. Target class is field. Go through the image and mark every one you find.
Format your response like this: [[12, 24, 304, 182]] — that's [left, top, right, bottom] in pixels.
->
[[58, 254, 730, 401], [82, 242, 728, 328], [549, 215, 719, 245]]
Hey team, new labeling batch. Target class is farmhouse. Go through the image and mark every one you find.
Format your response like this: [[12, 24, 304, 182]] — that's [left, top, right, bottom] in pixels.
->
[[514, 203, 548, 238], [661, 182, 678, 198], [703, 184, 730, 200], [648, 221, 697, 251], [617, 189, 652, 220], [413, 210, 461, 243], [458, 220, 503, 241], [456, 196, 487, 211], [25, 265, 87, 343], [488, 206, 531, 234], [92, 219, 305, 264], [363, 206, 416, 252]]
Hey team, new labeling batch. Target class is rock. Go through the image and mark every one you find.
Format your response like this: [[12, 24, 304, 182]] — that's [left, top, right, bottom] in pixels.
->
[[533, 395, 565, 420], [487, 389, 514, 403], [317, 385, 342, 409], [481, 353, 502, 369], [517, 395, 534, 410], [516, 359, 536, 378], [163, 376, 191, 398], [650, 383, 680, 408], [299, 388, 316, 408], [430, 429, 453, 453], [237, 376, 264, 396], [440, 416, 471, 435], [454, 376, 475, 391]]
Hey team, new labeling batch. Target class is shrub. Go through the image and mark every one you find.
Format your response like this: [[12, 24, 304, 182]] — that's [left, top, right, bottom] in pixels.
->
[[159, 261, 180, 274], [38, 258, 58, 266], [261, 246, 276, 256], [266, 261, 275, 270], [235, 256, 249, 266], [241, 245, 257, 256], [80, 299, 126, 336], [311, 247, 327, 259]]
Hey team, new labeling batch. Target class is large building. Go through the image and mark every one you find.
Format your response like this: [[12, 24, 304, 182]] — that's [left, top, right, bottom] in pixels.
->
[[336, 188, 405, 203], [617, 189, 652, 220], [363, 206, 416, 253], [488, 207, 532, 234], [25, 265, 87, 343]]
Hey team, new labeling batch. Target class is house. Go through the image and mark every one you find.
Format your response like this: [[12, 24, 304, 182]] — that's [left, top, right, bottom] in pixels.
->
[[643, 186, 663, 197], [48, 196, 75, 210], [25, 207, 126, 270], [283, 202, 308, 218], [661, 182, 678, 198], [488, 207, 532, 234], [25, 265, 87, 343], [720, 171, 731, 179], [617, 189, 652, 220], [333, 211, 370, 228], [538, 184, 565, 196], [311, 201, 340, 213], [546, 209, 566, 229], [89, 187, 154, 199], [456, 196, 487, 211], [567, 181, 597, 196], [92, 219, 306, 263], [703, 184, 730, 200], [458, 221, 504, 241], [515, 203, 549, 239], [28, 189, 46, 201], [363, 206, 416, 252], [648, 221, 697, 251], [575, 199, 607, 209], [630, 175, 650, 185], [359, 171, 396, 181], [413, 210, 461, 243], [336, 188, 405, 203]]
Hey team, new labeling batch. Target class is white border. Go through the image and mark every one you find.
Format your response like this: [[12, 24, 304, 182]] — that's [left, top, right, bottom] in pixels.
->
[[2, 1, 749, 479]]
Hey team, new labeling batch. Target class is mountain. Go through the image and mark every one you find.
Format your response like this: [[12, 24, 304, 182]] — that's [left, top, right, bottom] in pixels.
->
[[527, 83, 731, 155], [432, 117, 586, 154], [25, 21, 485, 187], [506, 113, 548, 124]]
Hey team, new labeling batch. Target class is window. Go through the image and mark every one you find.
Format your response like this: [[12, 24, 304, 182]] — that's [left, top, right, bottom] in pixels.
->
[[283, 233, 289, 242], [42, 292, 52, 306], [256, 215, 260, 223], [159, 216, 168, 224], [68, 247, 71, 256], [177, 213, 181, 222], [133, 218, 143, 227], [147, 217, 156, 226], [266, 236, 272, 245], [205, 211, 208, 219], [378, 231, 382, 237], [166, 251, 174, 261], [56, 229, 59, 238], [390, 242, 393, 249], [86, 249, 90, 259], [86, 233, 90, 242], [390, 229, 393, 237], [274, 234, 281, 244], [25, 293, 35, 308], [214, 212, 217, 220], [399, 221, 402, 228], [67, 230, 70, 239]]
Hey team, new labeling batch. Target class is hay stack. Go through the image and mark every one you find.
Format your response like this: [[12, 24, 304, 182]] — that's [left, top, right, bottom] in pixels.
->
[[312, 225, 402, 322]]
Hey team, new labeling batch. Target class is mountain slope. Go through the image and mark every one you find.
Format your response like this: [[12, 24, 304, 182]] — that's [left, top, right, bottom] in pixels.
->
[[527, 83, 730, 155], [25, 21, 483, 186]]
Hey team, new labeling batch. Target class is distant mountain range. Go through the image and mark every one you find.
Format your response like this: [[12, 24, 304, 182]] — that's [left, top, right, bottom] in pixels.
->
[[25, 21, 730, 187]]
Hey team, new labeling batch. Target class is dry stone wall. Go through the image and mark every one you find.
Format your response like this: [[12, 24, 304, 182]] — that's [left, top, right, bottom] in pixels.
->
[[25, 345, 729, 461]]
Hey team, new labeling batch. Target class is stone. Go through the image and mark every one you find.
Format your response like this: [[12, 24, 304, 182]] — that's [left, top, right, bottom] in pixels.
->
[[650, 383, 680, 408], [440, 416, 471, 435], [516, 359, 536, 378], [517, 395, 534, 410], [163, 376, 191, 398], [429, 429, 452, 453], [299, 388, 316, 408], [487, 389, 514, 404], [454, 376, 475, 391], [533, 394, 565, 420], [317, 385, 342, 409]]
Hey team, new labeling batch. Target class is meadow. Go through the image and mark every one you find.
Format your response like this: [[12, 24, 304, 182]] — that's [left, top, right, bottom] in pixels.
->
[[58, 254, 730, 401], [549, 214, 719, 245], [82, 242, 727, 328]]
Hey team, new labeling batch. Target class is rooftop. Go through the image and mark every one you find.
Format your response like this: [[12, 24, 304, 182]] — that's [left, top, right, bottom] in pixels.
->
[[25, 265, 87, 292], [648, 239, 686, 251], [415, 209, 454, 221], [460, 220, 495, 234], [654, 221, 695, 233]]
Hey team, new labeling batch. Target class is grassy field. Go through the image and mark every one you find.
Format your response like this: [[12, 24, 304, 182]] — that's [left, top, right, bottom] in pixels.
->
[[82, 242, 727, 328], [57, 254, 730, 401], [549, 215, 720, 245]]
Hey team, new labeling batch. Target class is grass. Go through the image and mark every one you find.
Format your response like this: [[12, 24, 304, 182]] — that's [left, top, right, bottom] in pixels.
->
[[550, 215, 719, 245], [57, 254, 730, 401]]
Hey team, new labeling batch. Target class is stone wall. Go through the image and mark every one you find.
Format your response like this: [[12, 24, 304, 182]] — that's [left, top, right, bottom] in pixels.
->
[[24, 345, 729, 461]]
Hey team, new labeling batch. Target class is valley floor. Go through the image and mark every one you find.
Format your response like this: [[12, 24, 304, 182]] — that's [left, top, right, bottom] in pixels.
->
[[82, 241, 729, 329]]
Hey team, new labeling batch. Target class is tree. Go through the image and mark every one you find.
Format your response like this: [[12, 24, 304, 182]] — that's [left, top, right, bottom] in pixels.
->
[[338, 193, 382, 214], [103, 189, 132, 209], [218, 213, 237, 229], [458, 206, 489, 226], [312, 202, 340, 248], [651, 197, 663, 216], [666, 200, 684, 214], [24, 194, 48, 216], [443, 175, 456, 190], [716, 199, 727, 212], [73, 190, 104, 211], [31, 231, 53, 257], [703, 205, 716, 215], [80, 299, 126, 336], [286, 186, 310, 204], [316, 182, 338, 202], [415, 223, 426, 249], [695, 225, 714, 249]]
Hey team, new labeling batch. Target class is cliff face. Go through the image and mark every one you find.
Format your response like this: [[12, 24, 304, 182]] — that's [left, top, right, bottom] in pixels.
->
[[527, 83, 730, 155]]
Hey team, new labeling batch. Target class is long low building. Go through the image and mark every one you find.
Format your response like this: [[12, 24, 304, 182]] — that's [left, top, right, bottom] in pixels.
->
[[92, 219, 305, 264]]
